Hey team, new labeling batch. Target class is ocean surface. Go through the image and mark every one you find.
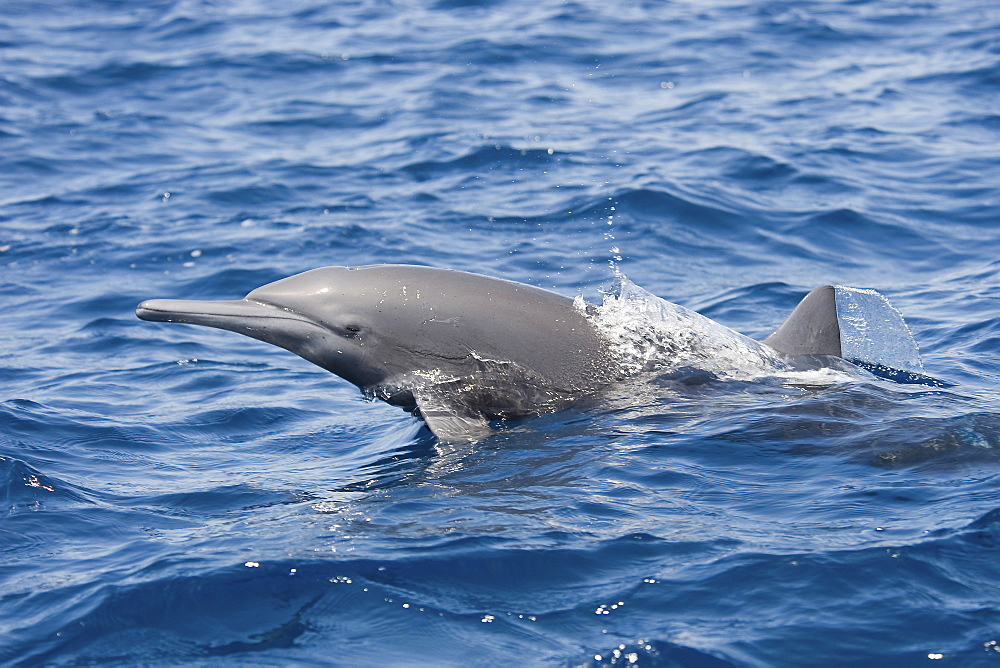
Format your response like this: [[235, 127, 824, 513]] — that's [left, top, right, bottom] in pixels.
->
[[3, 0, 1000, 665]]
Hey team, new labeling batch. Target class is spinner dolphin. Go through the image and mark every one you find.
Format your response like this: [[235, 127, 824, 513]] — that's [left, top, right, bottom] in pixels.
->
[[136, 265, 923, 440]]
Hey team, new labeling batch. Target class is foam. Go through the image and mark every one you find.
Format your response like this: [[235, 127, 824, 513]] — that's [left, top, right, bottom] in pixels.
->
[[587, 277, 787, 380]]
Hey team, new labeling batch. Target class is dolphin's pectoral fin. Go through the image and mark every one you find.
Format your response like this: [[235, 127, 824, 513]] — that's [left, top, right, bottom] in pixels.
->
[[411, 387, 493, 442], [419, 409, 493, 443]]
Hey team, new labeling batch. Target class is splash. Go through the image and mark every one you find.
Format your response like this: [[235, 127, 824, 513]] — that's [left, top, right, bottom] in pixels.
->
[[587, 276, 788, 379], [834, 285, 923, 373]]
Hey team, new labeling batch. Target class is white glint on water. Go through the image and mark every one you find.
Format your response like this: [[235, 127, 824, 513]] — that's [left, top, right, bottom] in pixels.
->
[[773, 366, 858, 387]]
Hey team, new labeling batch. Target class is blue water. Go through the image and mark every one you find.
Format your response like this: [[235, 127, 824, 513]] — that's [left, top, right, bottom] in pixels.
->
[[3, 0, 1000, 664]]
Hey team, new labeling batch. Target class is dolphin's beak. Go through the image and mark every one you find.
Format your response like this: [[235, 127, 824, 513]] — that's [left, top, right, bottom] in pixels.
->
[[135, 298, 320, 344], [136, 298, 285, 326]]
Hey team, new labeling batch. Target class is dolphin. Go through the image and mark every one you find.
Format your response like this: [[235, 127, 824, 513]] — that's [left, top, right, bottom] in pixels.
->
[[136, 265, 923, 440]]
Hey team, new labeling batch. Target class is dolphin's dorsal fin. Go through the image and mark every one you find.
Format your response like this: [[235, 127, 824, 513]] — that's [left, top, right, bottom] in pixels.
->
[[762, 285, 842, 357], [763, 285, 924, 374]]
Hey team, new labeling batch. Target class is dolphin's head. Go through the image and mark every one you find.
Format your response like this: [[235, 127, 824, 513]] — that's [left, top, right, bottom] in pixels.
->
[[136, 266, 428, 401]]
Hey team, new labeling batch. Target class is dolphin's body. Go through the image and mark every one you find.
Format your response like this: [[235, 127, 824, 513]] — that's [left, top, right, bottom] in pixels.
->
[[136, 265, 922, 440]]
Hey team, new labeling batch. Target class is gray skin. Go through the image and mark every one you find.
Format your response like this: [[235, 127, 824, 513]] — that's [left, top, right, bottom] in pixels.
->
[[136, 265, 621, 440], [762, 285, 841, 357]]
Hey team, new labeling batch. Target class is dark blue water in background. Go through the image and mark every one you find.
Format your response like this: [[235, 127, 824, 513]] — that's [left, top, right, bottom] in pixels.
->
[[3, 0, 1000, 665]]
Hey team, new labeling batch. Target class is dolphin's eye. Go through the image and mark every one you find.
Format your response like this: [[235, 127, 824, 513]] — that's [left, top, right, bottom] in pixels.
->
[[344, 324, 361, 336]]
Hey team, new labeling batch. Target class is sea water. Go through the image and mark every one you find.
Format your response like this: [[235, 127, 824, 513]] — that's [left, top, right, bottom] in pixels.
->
[[2, 0, 1000, 665]]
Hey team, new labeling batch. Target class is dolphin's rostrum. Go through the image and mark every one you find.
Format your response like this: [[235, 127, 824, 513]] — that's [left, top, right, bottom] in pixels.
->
[[136, 265, 922, 440]]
